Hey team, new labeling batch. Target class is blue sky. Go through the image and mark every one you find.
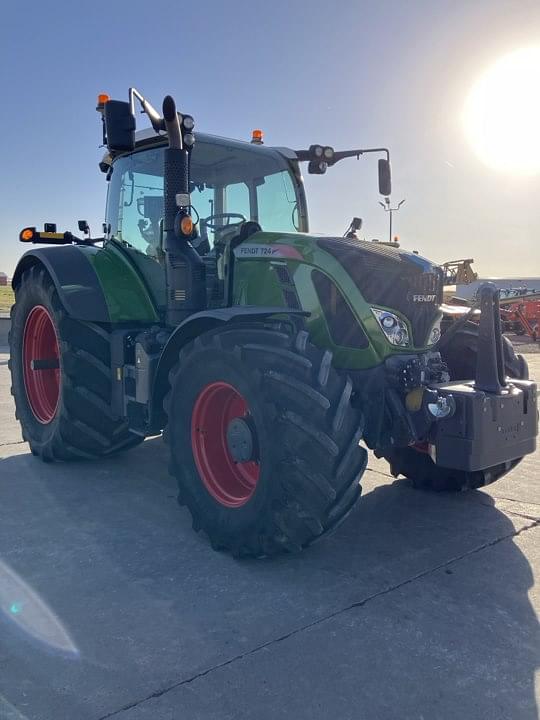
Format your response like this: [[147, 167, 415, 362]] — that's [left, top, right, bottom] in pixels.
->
[[1, 0, 539, 276]]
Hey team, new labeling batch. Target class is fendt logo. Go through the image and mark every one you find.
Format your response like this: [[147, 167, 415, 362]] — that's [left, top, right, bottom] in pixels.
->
[[411, 294, 437, 303]]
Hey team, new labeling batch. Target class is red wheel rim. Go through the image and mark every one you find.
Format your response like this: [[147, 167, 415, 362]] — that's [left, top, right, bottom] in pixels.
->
[[22, 305, 61, 424], [191, 381, 260, 508]]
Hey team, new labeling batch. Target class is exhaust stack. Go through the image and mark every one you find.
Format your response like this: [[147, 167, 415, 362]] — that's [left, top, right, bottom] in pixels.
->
[[161, 95, 206, 326]]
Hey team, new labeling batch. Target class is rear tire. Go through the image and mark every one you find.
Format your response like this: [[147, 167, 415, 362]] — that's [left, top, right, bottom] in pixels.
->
[[9, 265, 142, 461], [164, 323, 367, 557], [384, 321, 529, 491]]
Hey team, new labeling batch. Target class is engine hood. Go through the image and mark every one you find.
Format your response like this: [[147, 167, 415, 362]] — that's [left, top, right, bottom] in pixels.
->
[[317, 236, 444, 346], [318, 236, 439, 274]]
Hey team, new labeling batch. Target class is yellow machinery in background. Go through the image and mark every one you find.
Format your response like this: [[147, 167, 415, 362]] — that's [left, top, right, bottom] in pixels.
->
[[442, 259, 478, 286]]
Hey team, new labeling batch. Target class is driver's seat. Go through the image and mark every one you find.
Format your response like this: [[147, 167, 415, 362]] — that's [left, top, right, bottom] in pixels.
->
[[219, 220, 261, 253]]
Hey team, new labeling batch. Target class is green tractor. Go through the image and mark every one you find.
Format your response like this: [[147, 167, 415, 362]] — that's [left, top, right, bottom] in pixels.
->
[[9, 88, 538, 557]]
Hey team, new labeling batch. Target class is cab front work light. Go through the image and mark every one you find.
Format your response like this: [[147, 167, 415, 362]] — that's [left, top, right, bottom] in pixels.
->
[[371, 308, 410, 347]]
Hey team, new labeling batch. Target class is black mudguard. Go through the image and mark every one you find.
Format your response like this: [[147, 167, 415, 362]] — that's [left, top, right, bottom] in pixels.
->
[[12, 245, 160, 325], [12, 247, 110, 322], [150, 306, 308, 429]]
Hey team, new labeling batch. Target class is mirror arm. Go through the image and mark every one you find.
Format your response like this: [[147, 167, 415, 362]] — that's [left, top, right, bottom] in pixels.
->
[[294, 147, 390, 164], [129, 87, 165, 133], [331, 147, 390, 164]]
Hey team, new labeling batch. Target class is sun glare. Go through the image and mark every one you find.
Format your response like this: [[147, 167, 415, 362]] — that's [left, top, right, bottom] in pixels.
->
[[463, 47, 540, 175]]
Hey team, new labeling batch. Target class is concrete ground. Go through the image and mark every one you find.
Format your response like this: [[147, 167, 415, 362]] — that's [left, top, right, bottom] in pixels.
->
[[0, 347, 538, 720]]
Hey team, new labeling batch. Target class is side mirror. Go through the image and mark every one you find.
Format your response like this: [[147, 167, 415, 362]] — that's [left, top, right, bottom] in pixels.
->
[[378, 159, 392, 196], [78, 220, 90, 235], [104, 100, 136, 153]]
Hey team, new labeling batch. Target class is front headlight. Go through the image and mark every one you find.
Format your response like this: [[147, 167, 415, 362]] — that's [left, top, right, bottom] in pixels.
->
[[427, 315, 443, 346], [371, 308, 410, 347]]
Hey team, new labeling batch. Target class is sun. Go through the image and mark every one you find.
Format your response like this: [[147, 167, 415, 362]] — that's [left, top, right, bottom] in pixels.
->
[[463, 47, 540, 175]]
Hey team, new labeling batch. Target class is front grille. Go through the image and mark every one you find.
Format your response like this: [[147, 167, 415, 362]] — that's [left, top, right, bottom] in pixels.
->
[[404, 272, 444, 345], [318, 237, 443, 347], [409, 272, 441, 297]]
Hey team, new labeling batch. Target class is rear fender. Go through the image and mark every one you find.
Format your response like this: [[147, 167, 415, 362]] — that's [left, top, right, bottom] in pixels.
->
[[12, 245, 159, 324], [12, 247, 110, 322]]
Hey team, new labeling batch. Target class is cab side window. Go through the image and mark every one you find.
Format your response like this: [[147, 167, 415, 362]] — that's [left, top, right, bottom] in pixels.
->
[[107, 151, 164, 259]]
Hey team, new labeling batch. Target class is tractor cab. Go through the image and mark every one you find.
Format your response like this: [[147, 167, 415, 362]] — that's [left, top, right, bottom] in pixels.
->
[[99, 130, 309, 312], [102, 130, 307, 260]]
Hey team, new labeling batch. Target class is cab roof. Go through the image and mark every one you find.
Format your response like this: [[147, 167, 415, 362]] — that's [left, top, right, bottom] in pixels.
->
[[133, 127, 296, 158], [100, 128, 297, 172]]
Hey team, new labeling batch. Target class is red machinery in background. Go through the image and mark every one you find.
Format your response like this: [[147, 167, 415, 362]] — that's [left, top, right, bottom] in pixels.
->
[[442, 258, 539, 342], [500, 297, 540, 342]]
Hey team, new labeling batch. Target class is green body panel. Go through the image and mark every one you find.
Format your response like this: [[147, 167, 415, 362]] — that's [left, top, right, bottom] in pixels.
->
[[71, 231, 433, 369], [233, 231, 431, 370], [84, 243, 160, 323]]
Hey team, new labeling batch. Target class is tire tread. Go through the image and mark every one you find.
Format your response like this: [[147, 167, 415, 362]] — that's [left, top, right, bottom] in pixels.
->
[[9, 267, 141, 462], [165, 324, 367, 557]]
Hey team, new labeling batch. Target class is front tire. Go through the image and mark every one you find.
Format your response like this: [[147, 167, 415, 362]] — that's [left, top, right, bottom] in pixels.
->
[[164, 324, 367, 557], [384, 321, 529, 492], [9, 265, 142, 461]]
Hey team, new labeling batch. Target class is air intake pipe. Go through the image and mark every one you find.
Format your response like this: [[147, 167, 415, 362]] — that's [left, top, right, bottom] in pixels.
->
[[162, 95, 206, 326]]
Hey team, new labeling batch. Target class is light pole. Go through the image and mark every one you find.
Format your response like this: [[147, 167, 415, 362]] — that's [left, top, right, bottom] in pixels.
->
[[379, 197, 405, 244]]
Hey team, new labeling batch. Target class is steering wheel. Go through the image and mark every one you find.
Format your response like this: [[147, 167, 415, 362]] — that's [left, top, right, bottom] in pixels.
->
[[201, 212, 247, 231]]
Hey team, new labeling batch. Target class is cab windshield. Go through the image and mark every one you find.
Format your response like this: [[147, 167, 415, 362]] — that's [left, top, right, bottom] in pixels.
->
[[106, 137, 304, 258]]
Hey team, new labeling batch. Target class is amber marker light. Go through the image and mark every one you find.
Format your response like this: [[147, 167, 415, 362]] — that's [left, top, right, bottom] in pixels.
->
[[20, 227, 35, 242], [251, 129, 264, 144], [180, 215, 194, 236], [96, 93, 110, 111]]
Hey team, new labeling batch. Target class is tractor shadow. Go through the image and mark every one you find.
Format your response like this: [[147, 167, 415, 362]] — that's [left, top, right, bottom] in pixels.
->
[[0, 438, 538, 719]]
